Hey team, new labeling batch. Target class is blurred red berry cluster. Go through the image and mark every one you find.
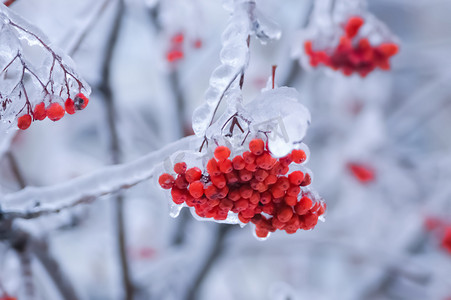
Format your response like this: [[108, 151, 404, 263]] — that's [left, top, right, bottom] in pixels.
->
[[304, 16, 399, 77], [17, 93, 89, 130], [166, 32, 203, 63], [159, 139, 326, 238]]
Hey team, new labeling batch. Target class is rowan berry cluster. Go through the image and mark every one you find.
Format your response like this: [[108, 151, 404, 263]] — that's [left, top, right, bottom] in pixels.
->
[[17, 93, 89, 130], [304, 16, 399, 77], [159, 138, 325, 238]]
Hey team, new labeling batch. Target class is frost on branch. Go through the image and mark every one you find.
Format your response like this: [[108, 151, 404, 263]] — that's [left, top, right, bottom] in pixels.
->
[[159, 1, 324, 239], [192, 0, 281, 137], [0, 4, 91, 131], [293, 0, 399, 77]]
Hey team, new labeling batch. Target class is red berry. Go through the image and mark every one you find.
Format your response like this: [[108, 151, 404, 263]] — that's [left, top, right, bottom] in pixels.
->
[[286, 185, 301, 197], [249, 192, 260, 204], [158, 173, 175, 189], [256, 153, 276, 170], [207, 158, 221, 176], [284, 196, 297, 206], [174, 162, 187, 174], [189, 181, 204, 198], [219, 199, 233, 210], [234, 198, 249, 212], [260, 192, 272, 204], [232, 156, 246, 170], [441, 227, 451, 254], [33, 102, 46, 120], [300, 173, 312, 186], [345, 16, 364, 39], [214, 146, 231, 161], [249, 139, 265, 155], [291, 149, 306, 164], [255, 226, 269, 238], [17, 114, 32, 130], [277, 206, 294, 223], [46, 103, 65, 121], [174, 175, 189, 189], [243, 151, 256, 164], [264, 174, 278, 185], [228, 189, 241, 201], [74, 93, 89, 110], [171, 188, 187, 204], [219, 159, 233, 173], [211, 174, 226, 188], [348, 163, 375, 183], [217, 186, 229, 199], [288, 171, 304, 186], [205, 185, 219, 200], [275, 177, 290, 191], [244, 163, 257, 172], [171, 32, 184, 44], [225, 171, 239, 184], [295, 196, 312, 215], [239, 169, 253, 182], [185, 167, 202, 183], [254, 169, 268, 182], [65, 98, 76, 114], [301, 212, 318, 230], [239, 185, 253, 199]]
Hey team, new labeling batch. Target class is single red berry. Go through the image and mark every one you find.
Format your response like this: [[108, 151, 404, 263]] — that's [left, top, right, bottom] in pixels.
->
[[174, 162, 187, 174], [271, 186, 285, 199], [348, 163, 375, 183], [171, 188, 188, 204], [214, 146, 231, 161], [74, 93, 89, 110], [291, 149, 306, 164], [254, 169, 268, 182], [284, 195, 297, 206], [219, 198, 234, 211], [65, 98, 76, 114], [232, 156, 246, 170], [239, 185, 253, 199], [17, 114, 32, 130], [275, 177, 290, 191], [219, 159, 233, 173], [193, 39, 202, 49], [249, 139, 265, 155], [189, 181, 204, 198], [301, 212, 318, 229], [228, 188, 241, 201], [239, 169, 253, 182], [207, 158, 221, 176], [441, 227, 451, 254], [243, 151, 256, 164], [255, 226, 269, 238], [159, 173, 175, 189], [211, 174, 226, 188], [33, 102, 47, 120], [185, 167, 202, 182], [225, 171, 239, 184], [345, 16, 364, 39], [234, 198, 249, 212], [264, 174, 278, 185], [272, 217, 286, 230], [295, 196, 313, 215], [260, 192, 272, 204], [288, 171, 305, 186], [244, 163, 257, 172], [205, 185, 219, 200], [300, 173, 312, 186], [46, 103, 65, 121], [174, 175, 188, 189], [286, 185, 301, 197], [249, 192, 260, 204], [171, 32, 184, 44]]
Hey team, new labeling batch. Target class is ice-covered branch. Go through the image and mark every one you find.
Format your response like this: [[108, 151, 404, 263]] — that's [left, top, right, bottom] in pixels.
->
[[0, 135, 201, 219], [192, 0, 280, 148], [0, 4, 90, 131]]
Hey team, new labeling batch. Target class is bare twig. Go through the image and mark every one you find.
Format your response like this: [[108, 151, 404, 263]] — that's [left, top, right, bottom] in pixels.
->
[[97, 0, 134, 299], [185, 224, 232, 300]]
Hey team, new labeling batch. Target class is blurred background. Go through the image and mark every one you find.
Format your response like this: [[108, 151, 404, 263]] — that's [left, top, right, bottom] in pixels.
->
[[1, 0, 451, 299]]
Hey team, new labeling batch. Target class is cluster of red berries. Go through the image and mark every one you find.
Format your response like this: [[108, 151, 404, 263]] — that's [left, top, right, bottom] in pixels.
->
[[158, 139, 325, 238], [17, 93, 89, 130], [166, 32, 202, 63], [0, 296, 16, 300], [304, 16, 399, 77]]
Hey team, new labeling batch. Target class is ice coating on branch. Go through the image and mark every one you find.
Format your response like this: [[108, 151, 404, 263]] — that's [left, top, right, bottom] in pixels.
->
[[193, 0, 281, 137], [0, 5, 91, 131], [245, 87, 311, 157]]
